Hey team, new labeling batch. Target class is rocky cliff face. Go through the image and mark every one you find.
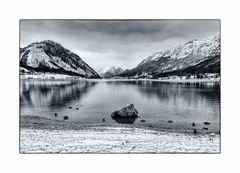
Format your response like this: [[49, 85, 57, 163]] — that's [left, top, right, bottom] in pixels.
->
[[20, 40, 100, 78], [120, 35, 220, 78]]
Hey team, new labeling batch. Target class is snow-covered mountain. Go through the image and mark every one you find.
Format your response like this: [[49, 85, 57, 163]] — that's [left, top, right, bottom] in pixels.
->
[[120, 35, 220, 78], [20, 40, 100, 78], [96, 66, 124, 78]]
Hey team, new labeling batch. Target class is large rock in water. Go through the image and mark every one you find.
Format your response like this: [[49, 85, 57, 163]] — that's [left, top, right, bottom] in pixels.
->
[[111, 104, 139, 118]]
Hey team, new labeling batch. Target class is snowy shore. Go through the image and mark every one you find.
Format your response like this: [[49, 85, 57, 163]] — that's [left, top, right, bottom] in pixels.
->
[[20, 116, 220, 153], [20, 74, 220, 83], [20, 73, 83, 80], [20, 127, 219, 153], [85, 78, 220, 83]]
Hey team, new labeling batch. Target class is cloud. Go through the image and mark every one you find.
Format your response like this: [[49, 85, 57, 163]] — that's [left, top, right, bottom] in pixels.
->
[[20, 20, 220, 69]]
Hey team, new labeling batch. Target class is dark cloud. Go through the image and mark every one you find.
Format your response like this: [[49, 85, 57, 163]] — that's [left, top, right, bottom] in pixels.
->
[[20, 20, 220, 69]]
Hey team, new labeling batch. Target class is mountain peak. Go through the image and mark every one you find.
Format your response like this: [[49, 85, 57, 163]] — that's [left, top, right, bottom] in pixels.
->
[[20, 41, 100, 78], [97, 66, 124, 78], [139, 35, 220, 66], [41, 40, 62, 46]]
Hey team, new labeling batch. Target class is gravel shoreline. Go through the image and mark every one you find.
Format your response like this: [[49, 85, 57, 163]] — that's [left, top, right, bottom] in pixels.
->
[[20, 116, 220, 153], [20, 115, 219, 134]]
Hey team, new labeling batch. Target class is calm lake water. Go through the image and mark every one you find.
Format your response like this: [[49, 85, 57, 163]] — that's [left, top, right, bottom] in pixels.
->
[[20, 79, 220, 127]]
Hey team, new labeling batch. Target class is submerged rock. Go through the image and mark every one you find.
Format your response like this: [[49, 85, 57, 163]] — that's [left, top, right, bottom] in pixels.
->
[[111, 104, 138, 118]]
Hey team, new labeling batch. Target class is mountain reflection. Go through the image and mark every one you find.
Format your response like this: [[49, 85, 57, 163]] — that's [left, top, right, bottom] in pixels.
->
[[105, 80, 220, 105], [20, 80, 97, 109]]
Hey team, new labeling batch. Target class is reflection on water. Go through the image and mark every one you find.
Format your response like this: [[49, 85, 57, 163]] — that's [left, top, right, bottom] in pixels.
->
[[20, 80, 97, 108], [111, 116, 138, 124], [20, 79, 220, 125], [106, 80, 220, 105]]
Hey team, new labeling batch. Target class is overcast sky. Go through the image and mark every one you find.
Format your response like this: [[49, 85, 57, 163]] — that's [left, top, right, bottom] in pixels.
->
[[20, 20, 220, 70]]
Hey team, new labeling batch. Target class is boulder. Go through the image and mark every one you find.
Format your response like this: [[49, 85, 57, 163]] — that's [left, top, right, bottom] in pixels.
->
[[111, 104, 138, 118]]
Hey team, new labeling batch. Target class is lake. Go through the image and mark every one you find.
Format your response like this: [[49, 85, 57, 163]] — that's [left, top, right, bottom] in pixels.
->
[[20, 79, 220, 129]]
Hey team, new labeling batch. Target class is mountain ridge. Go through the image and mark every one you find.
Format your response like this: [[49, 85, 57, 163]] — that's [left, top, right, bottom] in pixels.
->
[[119, 35, 220, 78], [20, 40, 100, 78]]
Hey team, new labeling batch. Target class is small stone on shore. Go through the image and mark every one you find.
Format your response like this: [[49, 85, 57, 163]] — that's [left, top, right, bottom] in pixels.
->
[[63, 116, 68, 120], [68, 107, 72, 109], [204, 122, 211, 125], [76, 108, 79, 110], [148, 124, 153, 127], [203, 127, 208, 130], [102, 118, 105, 122]]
